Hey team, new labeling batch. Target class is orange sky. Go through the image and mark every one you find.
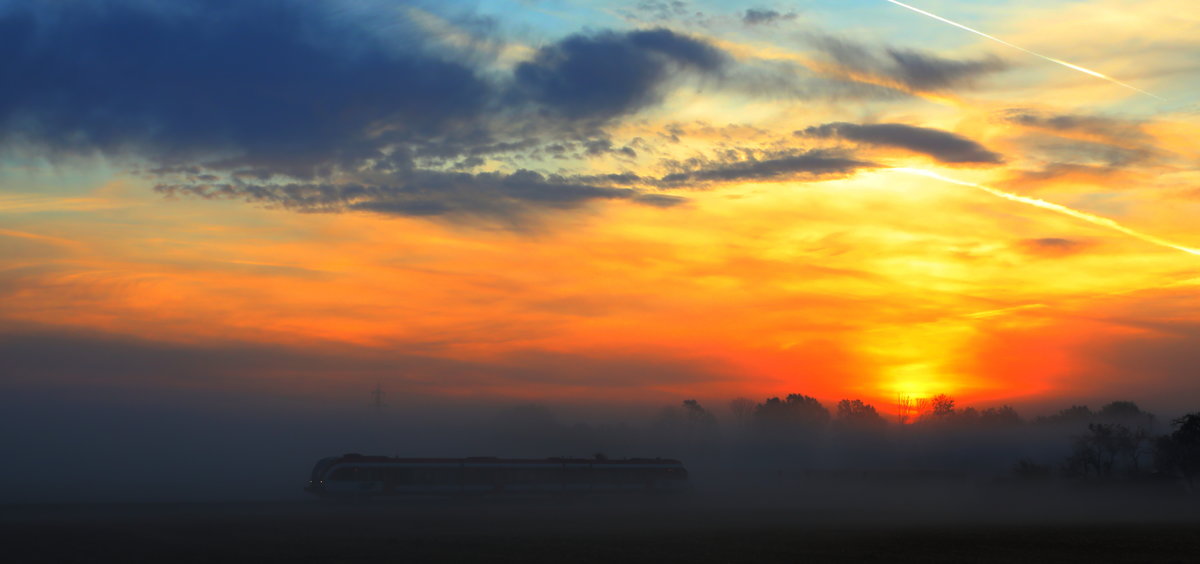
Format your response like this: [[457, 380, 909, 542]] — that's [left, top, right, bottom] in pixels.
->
[[3, 0, 1200, 414]]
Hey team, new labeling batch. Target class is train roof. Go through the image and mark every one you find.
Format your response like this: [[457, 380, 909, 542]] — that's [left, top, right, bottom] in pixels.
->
[[331, 454, 685, 466]]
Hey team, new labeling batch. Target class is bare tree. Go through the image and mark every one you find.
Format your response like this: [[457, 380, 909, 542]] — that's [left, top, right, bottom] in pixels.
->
[[728, 397, 755, 427], [896, 394, 915, 425], [1064, 423, 1146, 479]]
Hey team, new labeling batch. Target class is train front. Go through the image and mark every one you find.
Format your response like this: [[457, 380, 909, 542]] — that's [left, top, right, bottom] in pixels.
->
[[304, 456, 341, 496]]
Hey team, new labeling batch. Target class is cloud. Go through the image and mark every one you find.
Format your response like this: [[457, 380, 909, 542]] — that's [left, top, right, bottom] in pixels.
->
[[155, 169, 685, 223], [1003, 110, 1151, 143], [2, 2, 975, 226], [633, 1, 690, 21], [0, 2, 742, 224], [742, 9, 797, 26], [0, 0, 491, 178], [800, 122, 1004, 164], [513, 28, 727, 121], [658, 149, 877, 185], [1017, 237, 1094, 257], [1001, 110, 1159, 176], [811, 36, 1008, 92], [1020, 137, 1150, 168]]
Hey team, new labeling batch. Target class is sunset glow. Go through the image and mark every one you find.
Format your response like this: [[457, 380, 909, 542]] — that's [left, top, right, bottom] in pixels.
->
[[3, 0, 1200, 414]]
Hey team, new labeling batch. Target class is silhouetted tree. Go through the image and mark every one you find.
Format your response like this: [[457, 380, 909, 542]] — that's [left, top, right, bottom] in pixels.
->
[[1035, 405, 1093, 425], [1064, 423, 1147, 479], [835, 399, 886, 430], [979, 405, 1022, 427], [1096, 401, 1155, 429], [1098, 401, 1142, 419], [917, 394, 956, 424], [681, 399, 718, 428], [1011, 458, 1053, 481], [1154, 412, 1200, 488], [656, 400, 719, 452], [929, 394, 955, 416], [754, 394, 830, 431]]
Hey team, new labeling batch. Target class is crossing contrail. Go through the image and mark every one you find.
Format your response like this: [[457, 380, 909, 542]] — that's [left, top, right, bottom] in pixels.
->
[[890, 168, 1200, 257], [883, 0, 1161, 99]]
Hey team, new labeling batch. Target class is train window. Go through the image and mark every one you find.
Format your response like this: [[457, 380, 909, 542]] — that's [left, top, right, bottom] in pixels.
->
[[329, 467, 354, 481], [439, 468, 460, 484], [463, 467, 495, 485], [384, 468, 413, 484], [597, 468, 650, 484], [563, 468, 590, 484], [431, 469, 457, 485], [594, 468, 631, 484], [410, 468, 455, 485], [509, 469, 556, 484]]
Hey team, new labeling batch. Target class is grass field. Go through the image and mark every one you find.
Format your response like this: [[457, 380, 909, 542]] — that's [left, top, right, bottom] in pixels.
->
[[4, 485, 1199, 563]]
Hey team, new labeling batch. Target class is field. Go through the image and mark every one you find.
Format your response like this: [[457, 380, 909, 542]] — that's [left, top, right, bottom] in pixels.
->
[[4, 482, 1199, 563]]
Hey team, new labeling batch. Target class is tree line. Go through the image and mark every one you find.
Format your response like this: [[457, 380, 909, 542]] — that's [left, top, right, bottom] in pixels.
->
[[657, 394, 1200, 489]]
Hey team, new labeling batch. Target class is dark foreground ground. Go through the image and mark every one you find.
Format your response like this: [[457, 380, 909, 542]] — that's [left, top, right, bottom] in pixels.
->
[[4, 483, 1199, 563]]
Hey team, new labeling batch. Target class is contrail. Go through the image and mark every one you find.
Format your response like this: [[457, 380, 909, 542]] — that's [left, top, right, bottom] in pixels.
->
[[883, 0, 1161, 99], [890, 168, 1200, 257]]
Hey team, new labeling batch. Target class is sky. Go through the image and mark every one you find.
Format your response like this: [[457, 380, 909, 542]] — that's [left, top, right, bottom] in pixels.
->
[[3, 0, 1200, 416]]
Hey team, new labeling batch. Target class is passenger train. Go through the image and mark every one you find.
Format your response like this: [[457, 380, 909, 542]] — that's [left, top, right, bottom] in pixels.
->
[[305, 454, 689, 498]]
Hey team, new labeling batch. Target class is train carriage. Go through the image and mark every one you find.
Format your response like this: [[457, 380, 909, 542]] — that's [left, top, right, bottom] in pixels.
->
[[305, 454, 689, 498]]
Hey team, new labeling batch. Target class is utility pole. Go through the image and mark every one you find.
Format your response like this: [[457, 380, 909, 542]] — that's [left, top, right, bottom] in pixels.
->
[[371, 382, 386, 410]]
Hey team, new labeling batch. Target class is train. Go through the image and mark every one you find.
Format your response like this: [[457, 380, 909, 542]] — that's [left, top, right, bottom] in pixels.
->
[[305, 454, 690, 498]]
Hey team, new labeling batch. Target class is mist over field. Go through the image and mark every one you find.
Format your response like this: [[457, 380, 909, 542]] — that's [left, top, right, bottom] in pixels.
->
[[3, 0, 1200, 559], [3, 382, 1194, 519]]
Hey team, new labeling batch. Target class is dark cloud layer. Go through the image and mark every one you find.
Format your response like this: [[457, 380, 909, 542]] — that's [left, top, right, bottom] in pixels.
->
[[0, 1, 1000, 225], [0, 1, 732, 223], [812, 36, 1008, 92], [514, 29, 726, 121], [0, 0, 489, 178], [801, 122, 1004, 164], [659, 150, 877, 184], [156, 169, 686, 222], [0, 326, 731, 398]]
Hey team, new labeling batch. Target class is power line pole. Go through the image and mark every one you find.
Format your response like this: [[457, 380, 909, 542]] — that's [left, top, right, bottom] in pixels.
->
[[371, 382, 385, 411]]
